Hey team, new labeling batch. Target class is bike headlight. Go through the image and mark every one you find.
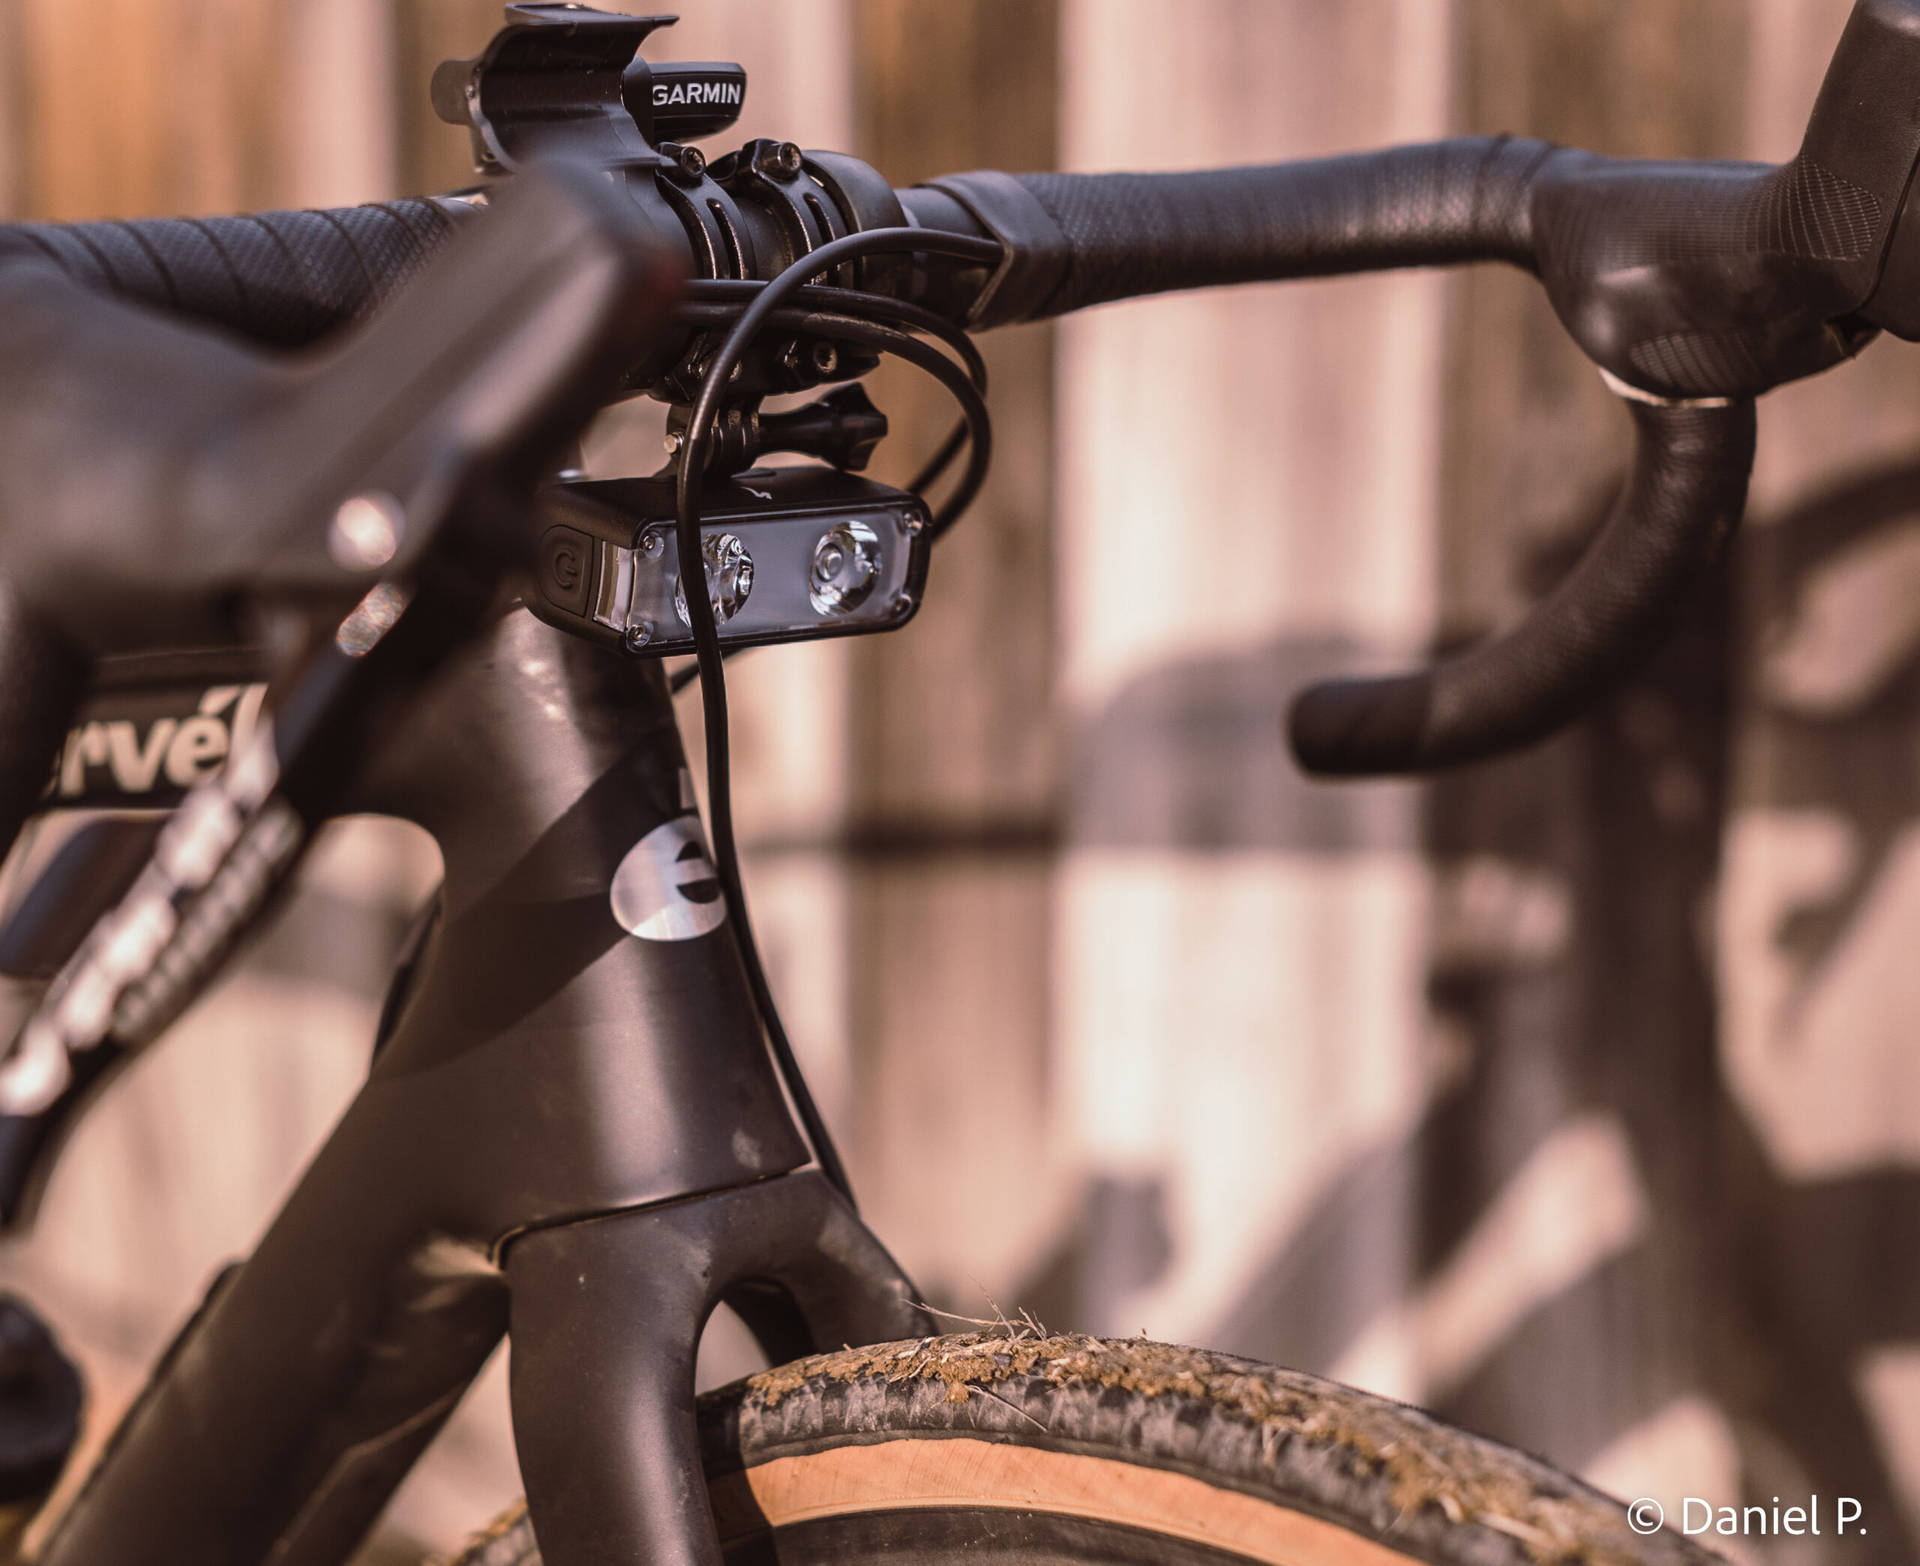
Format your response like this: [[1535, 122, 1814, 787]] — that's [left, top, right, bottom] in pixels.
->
[[531, 468, 930, 655]]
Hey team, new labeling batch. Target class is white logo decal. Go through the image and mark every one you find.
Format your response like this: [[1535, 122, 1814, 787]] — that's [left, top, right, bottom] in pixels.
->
[[610, 815, 726, 941], [652, 80, 743, 108], [52, 684, 268, 799]]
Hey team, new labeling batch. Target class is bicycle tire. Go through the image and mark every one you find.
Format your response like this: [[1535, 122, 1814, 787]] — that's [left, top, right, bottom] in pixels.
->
[[437, 1332, 1710, 1566]]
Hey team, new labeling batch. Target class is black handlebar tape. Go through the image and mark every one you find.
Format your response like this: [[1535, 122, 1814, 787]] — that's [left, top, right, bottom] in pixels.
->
[[922, 138, 1550, 328], [1287, 396, 1756, 776], [0, 165, 677, 654], [0, 200, 472, 348]]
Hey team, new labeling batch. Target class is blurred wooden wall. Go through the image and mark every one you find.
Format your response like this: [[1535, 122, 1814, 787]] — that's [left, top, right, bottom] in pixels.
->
[[1425, 12, 1920, 1560], [1044, 0, 1450, 1344], [0, 0, 397, 220], [830, 0, 1064, 1305], [1411, 0, 1752, 1499]]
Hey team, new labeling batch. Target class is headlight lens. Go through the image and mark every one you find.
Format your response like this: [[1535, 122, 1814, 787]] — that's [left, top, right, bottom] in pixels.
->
[[807, 521, 881, 615]]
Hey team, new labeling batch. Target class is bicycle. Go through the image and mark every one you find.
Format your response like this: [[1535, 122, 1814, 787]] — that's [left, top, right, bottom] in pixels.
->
[[0, 0, 1909, 1561]]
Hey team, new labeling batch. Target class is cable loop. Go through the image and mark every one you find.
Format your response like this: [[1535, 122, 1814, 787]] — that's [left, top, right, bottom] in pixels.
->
[[672, 227, 1004, 1208]]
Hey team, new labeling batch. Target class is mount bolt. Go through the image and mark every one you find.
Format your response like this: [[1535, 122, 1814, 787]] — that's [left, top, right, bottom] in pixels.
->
[[758, 140, 804, 179], [661, 141, 706, 183]]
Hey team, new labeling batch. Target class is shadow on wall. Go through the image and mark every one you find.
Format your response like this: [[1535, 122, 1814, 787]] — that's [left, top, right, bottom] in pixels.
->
[[1025, 456, 1920, 1566]]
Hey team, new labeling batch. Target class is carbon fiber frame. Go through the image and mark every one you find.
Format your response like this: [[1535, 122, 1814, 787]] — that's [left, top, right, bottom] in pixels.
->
[[17, 608, 930, 1566]]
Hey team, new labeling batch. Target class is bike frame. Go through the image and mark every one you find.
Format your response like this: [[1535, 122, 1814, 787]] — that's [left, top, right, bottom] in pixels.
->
[[16, 608, 930, 1566]]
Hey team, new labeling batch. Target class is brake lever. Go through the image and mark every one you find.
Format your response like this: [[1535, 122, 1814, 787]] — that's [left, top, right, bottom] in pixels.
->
[[1289, 0, 1920, 777], [1289, 392, 1755, 775], [0, 160, 683, 1117]]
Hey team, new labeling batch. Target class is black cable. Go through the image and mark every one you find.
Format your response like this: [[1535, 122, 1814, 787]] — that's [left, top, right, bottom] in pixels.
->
[[678, 282, 989, 504], [674, 302, 993, 530], [675, 226, 1003, 1209], [665, 286, 994, 693], [909, 421, 969, 496], [685, 279, 989, 393]]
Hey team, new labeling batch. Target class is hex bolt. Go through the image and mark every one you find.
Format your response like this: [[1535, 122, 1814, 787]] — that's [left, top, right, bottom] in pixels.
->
[[660, 141, 706, 184], [624, 620, 655, 652], [758, 140, 804, 179], [692, 355, 743, 385]]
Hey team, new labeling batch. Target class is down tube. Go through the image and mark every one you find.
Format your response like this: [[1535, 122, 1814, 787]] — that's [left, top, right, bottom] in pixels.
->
[[39, 611, 814, 1566]]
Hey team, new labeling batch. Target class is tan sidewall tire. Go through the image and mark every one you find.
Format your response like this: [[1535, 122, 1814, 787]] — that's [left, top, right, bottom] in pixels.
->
[[440, 1334, 1720, 1566], [709, 1436, 1431, 1565]]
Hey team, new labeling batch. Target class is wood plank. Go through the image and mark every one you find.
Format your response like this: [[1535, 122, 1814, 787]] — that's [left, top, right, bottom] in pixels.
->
[[836, 0, 1062, 1293], [0, 1, 24, 216], [16, 0, 286, 219]]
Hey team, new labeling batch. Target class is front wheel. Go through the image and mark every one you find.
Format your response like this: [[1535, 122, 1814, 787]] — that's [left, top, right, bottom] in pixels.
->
[[441, 1332, 1713, 1565]]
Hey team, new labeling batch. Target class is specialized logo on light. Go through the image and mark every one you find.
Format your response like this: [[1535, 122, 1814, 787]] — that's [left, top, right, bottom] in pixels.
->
[[610, 816, 726, 940]]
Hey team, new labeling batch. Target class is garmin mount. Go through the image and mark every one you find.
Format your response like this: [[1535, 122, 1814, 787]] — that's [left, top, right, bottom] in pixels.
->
[[431, 3, 915, 408], [430, 5, 748, 176]]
